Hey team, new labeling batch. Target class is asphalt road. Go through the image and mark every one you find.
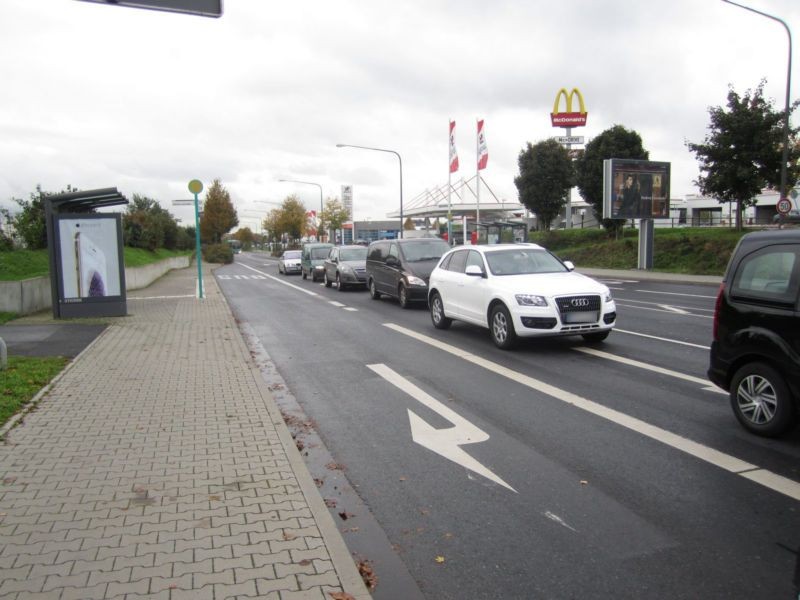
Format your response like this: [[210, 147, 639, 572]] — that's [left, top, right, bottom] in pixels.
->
[[219, 252, 800, 600]]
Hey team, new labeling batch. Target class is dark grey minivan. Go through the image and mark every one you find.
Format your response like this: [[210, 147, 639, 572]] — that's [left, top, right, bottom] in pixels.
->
[[366, 238, 451, 308]]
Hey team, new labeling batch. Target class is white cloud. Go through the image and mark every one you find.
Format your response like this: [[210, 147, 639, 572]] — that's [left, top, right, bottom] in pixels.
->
[[0, 0, 797, 224]]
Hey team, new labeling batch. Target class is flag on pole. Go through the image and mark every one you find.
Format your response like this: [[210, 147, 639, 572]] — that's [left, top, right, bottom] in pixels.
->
[[477, 119, 488, 170], [449, 121, 459, 173]]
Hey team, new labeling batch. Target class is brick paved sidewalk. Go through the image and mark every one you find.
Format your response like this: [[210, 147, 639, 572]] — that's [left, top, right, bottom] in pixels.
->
[[0, 263, 370, 600]]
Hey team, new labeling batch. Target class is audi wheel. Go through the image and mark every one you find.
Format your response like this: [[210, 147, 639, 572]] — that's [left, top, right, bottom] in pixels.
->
[[430, 292, 451, 329], [490, 304, 517, 350]]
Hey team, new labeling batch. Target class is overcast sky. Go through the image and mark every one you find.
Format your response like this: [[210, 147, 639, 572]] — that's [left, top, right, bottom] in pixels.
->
[[0, 0, 797, 231]]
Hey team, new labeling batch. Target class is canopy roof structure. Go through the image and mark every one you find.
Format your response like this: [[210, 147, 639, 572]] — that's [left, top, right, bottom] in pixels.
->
[[44, 188, 128, 213]]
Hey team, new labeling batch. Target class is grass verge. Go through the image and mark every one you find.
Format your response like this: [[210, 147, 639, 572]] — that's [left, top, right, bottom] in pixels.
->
[[0, 356, 69, 429]]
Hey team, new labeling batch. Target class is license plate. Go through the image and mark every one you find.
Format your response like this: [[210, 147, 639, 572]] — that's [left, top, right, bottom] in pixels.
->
[[564, 311, 597, 323]]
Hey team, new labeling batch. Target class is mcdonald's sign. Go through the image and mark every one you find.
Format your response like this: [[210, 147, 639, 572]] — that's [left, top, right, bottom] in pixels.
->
[[551, 87, 587, 128]]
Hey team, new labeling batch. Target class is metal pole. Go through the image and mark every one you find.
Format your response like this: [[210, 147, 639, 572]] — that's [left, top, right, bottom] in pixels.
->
[[336, 144, 404, 239], [193, 191, 204, 299], [722, 0, 793, 201]]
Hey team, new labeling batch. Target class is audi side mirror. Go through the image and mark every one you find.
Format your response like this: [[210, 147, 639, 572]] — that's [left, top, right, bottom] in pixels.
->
[[563, 260, 575, 271]]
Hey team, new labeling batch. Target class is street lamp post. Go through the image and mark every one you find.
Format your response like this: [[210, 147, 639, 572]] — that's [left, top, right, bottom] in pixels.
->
[[278, 179, 324, 241], [336, 143, 404, 239], [722, 0, 793, 202]]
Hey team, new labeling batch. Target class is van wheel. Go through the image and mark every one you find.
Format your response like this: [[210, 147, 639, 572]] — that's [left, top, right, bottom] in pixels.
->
[[490, 304, 517, 350], [369, 279, 381, 300], [398, 284, 410, 309], [324, 272, 332, 287], [730, 362, 796, 437], [302, 270, 307, 280], [430, 292, 451, 329]]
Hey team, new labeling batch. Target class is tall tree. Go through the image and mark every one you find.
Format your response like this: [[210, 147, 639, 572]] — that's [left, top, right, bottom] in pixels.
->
[[200, 179, 238, 243], [123, 194, 180, 251], [687, 81, 799, 230], [2, 184, 79, 249], [514, 139, 574, 231], [320, 197, 350, 242], [574, 125, 649, 232], [275, 195, 308, 243]]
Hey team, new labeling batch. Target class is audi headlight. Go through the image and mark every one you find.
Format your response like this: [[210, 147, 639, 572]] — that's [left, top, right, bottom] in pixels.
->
[[515, 294, 548, 307], [604, 291, 613, 302], [407, 275, 426, 286]]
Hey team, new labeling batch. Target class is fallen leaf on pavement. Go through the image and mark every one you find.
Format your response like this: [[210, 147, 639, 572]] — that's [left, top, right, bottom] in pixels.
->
[[435, 556, 446, 564]]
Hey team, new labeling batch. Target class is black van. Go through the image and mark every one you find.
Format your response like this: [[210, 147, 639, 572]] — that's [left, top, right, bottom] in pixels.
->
[[366, 238, 451, 308], [708, 229, 800, 437]]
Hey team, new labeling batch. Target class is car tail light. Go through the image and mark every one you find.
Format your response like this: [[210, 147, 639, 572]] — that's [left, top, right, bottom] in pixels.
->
[[712, 283, 725, 341]]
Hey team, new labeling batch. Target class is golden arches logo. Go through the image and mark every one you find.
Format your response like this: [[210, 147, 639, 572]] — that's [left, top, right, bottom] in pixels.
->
[[551, 87, 587, 128]]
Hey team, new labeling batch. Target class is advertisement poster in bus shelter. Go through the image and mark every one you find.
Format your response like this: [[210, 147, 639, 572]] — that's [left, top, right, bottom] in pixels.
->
[[603, 159, 671, 220]]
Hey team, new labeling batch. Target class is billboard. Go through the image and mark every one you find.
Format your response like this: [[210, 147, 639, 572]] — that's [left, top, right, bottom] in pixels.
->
[[603, 159, 671, 220], [56, 215, 123, 300], [342, 185, 353, 221]]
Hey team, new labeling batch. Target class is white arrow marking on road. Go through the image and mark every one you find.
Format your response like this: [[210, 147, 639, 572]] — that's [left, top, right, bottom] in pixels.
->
[[367, 363, 516, 493]]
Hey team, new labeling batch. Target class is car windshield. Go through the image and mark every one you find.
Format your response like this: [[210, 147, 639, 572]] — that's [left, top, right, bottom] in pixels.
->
[[310, 248, 330, 259], [283, 251, 301, 259], [401, 240, 450, 262], [340, 247, 367, 261], [485, 249, 568, 276]]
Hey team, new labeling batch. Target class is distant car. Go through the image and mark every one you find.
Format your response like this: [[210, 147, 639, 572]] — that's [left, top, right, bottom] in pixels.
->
[[301, 243, 334, 281], [708, 229, 800, 437], [366, 238, 451, 308], [323, 245, 368, 291], [278, 250, 302, 275], [427, 243, 616, 349]]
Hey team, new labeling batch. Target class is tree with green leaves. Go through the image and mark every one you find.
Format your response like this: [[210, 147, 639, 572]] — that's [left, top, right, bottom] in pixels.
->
[[123, 195, 182, 251], [232, 227, 255, 249], [574, 125, 649, 232], [1, 185, 79, 250], [275, 195, 308, 243], [514, 139, 574, 231], [320, 197, 350, 242], [687, 81, 799, 230], [200, 179, 238, 244]]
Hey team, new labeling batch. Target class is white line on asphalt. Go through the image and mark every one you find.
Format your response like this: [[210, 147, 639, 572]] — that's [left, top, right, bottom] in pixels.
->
[[329, 301, 346, 307], [343, 307, 358, 312], [657, 304, 690, 314], [635, 289, 718, 300], [573, 346, 710, 386], [382, 323, 800, 502], [238, 263, 319, 296], [614, 302, 713, 318], [614, 328, 710, 350], [615, 297, 715, 313]]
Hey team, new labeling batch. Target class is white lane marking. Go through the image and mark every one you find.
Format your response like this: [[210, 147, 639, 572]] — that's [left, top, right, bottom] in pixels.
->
[[343, 307, 359, 312], [573, 346, 710, 386], [614, 328, 710, 350], [382, 323, 800, 502], [544, 511, 578, 533], [238, 263, 319, 296], [367, 363, 516, 492], [615, 303, 713, 318], [596, 279, 640, 284], [657, 304, 690, 315], [636, 289, 718, 300], [615, 297, 715, 313], [328, 301, 346, 307]]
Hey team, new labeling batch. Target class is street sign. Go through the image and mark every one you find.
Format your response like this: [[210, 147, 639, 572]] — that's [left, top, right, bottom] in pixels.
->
[[172, 199, 195, 206], [557, 136, 584, 145], [777, 198, 792, 215]]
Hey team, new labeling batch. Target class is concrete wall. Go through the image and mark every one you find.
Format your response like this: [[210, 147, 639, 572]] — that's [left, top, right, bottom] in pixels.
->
[[0, 255, 192, 315]]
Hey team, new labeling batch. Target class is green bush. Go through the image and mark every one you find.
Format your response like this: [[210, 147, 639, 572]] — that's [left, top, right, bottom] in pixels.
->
[[202, 243, 233, 264]]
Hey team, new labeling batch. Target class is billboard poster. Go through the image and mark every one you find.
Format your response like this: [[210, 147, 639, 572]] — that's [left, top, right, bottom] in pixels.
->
[[57, 216, 122, 299], [603, 159, 671, 220], [342, 185, 353, 221]]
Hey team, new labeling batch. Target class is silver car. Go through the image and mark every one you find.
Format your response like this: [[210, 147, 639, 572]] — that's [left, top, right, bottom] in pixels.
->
[[278, 249, 302, 275], [323, 245, 368, 291]]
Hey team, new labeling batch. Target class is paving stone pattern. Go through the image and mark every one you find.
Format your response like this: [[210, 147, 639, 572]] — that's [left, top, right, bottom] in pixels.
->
[[0, 265, 369, 600]]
